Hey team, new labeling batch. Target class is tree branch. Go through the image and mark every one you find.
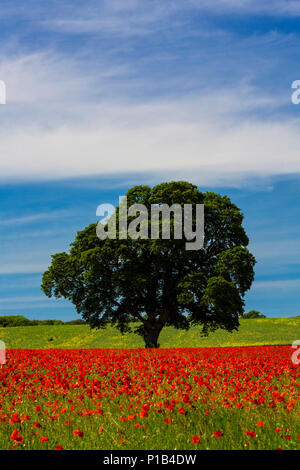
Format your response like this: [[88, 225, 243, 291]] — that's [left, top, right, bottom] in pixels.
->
[[111, 299, 146, 324]]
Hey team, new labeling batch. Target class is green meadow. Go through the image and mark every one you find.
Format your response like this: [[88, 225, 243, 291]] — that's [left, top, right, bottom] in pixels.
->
[[0, 316, 299, 349]]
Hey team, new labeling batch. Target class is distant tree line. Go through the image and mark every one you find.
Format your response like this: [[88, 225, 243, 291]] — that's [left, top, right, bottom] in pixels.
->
[[240, 310, 266, 319], [0, 311, 267, 328], [0, 315, 87, 327]]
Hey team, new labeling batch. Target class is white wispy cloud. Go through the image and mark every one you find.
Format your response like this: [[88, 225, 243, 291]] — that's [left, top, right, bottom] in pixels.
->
[[0, 235, 71, 275], [0, 51, 127, 109], [0, 296, 68, 310], [0, 264, 49, 275], [0, 94, 299, 186], [0, 210, 69, 227], [253, 279, 300, 290], [250, 239, 300, 260], [198, 1, 300, 17], [0, 4, 298, 187], [2, 1, 299, 43], [0, 295, 47, 303], [41, 1, 300, 36]]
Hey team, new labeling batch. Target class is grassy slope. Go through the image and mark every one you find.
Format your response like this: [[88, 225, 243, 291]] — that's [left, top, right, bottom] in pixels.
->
[[0, 316, 299, 349]]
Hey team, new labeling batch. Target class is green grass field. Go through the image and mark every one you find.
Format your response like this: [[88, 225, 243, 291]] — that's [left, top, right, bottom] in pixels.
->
[[0, 316, 299, 349]]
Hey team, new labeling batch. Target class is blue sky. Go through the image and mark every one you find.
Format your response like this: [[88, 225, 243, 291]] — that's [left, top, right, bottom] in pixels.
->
[[0, 1, 300, 320]]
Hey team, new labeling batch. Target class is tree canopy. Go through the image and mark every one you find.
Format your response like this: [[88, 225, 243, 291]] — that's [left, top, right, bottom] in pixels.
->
[[41, 181, 256, 347]]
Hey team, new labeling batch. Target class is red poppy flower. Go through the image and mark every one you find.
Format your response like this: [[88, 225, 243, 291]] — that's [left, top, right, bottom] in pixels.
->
[[10, 414, 20, 423], [164, 418, 173, 423], [256, 421, 264, 427], [10, 429, 24, 443]]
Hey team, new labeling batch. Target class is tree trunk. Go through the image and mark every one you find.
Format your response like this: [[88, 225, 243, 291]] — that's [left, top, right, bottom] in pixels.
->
[[144, 325, 161, 348]]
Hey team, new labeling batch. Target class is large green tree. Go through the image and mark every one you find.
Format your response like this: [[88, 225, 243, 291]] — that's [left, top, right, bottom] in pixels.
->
[[41, 181, 256, 347]]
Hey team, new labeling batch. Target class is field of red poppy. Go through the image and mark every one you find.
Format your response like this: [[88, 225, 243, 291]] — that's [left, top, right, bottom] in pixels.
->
[[0, 346, 299, 450]]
